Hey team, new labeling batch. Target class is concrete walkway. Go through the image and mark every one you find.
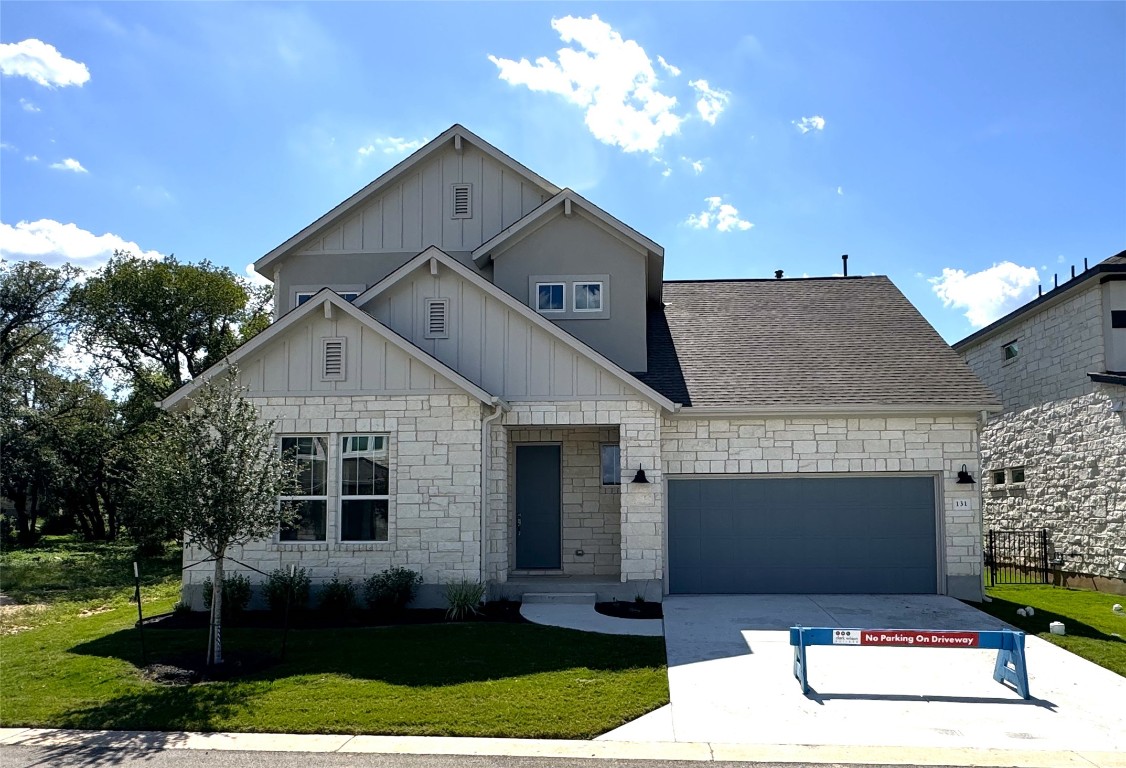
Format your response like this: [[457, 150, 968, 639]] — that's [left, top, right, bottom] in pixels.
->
[[642, 594, 1126, 754], [519, 602, 663, 636], [2, 727, 1123, 767]]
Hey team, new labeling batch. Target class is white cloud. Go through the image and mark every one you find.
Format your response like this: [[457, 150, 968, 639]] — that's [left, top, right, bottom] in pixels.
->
[[929, 261, 1040, 327], [49, 158, 88, 173], [357, 136, 428, 157], [488, 14, 684, 154], [689, 79, 730, 125], [0, 142, 15, 151], [837, 186, 844, 195], [0, 219, 163, 270], [661, 167, 671, 178], [0, 39, 90, 88], [794, 115, 826, 134], [685, 196, 753, 232], [657, 55, 680, 77], [244, 262, 273, 287], [682, 156, 705, 174], [25, 155, 39, 163], [19, 98, 40, 113]]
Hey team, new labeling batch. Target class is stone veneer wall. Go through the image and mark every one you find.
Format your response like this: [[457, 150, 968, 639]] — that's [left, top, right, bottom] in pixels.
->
[[661, 414, 984, 600], [961, 284, 1104, 414], [981, 383, 1126, 582], [507, 426, 621, 576], [182, 393, 482, 608]]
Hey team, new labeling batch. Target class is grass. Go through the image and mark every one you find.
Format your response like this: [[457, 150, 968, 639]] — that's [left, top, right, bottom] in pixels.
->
[[975, 584, 1126, 677], [0, 537, 668, 738]]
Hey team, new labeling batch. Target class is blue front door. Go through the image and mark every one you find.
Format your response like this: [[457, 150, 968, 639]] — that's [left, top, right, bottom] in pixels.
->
[[515, 445, 562, 569]]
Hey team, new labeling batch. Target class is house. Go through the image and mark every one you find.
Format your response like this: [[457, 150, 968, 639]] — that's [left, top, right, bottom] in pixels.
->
[[954, 252, 1126, 594], [165, 124, 1000, 607]]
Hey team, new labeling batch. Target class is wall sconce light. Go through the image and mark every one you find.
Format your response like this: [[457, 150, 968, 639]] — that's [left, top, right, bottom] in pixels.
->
[[956, 464, 976, 484], [631, 467, 649, 484]]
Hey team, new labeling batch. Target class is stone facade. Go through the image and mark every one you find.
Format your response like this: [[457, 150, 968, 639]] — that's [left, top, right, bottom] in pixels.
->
[[660, 414, 984, 599], [507, 426, 621, 576], [981, 384, 1126, 582]]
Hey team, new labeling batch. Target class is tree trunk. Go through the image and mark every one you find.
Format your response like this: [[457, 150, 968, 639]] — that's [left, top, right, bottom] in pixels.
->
[[12, 490, 32, 545], [207, 555, 224, 666]]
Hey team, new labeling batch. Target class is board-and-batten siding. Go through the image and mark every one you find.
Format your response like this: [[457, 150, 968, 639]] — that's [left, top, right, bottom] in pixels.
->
[[364, 265, 630, 401], [297, 146, 548, 255], [237, 312, 461, 395]]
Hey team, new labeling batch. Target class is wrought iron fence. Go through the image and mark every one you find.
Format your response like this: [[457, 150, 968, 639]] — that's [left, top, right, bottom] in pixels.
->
[[986, 528, 1050, 586]]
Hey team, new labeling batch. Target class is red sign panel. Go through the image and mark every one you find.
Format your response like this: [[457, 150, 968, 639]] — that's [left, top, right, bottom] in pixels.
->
[[860, 630, 980, 648]]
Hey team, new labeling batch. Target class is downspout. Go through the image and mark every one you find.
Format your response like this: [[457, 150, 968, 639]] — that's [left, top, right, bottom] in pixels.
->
[[480, 397, 508, 585]]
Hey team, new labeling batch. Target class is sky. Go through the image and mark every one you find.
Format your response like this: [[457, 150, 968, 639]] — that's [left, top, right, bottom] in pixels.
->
[[2, 2, 1124, 343]]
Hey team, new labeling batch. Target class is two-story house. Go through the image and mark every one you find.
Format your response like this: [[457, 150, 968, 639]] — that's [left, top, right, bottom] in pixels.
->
[[955, 252, 1126, 593], [165, 125, 1000, 607]]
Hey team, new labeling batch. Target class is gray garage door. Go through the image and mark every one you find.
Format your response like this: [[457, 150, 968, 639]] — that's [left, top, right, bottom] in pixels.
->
[[668, 476, 937, 594]]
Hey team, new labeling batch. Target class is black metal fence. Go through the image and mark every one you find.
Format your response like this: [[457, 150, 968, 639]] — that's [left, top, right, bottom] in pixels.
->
[[986, 528, 1050, 586]]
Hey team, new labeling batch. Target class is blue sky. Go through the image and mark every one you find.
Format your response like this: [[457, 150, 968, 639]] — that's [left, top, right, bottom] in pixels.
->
[[2, 2, 1123, 342]]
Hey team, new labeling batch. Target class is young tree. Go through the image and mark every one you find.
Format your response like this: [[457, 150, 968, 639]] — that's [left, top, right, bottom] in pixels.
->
[[132, 367, 295, 665]]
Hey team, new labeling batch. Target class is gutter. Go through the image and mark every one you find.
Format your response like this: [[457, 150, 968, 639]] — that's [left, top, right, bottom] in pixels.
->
[[480, 397, 509, 585]]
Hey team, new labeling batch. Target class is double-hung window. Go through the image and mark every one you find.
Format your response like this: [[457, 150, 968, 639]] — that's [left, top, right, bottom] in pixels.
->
[[340, 435, 390, 541], [280, 436, 328, 541]]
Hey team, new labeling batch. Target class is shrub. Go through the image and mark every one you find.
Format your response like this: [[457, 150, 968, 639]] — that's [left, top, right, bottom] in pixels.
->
[[319, 573, 356, 613], [444, 579, 486, 621], [201, 572, 252, 618], [263, 566, 311, 612], [363, 566, 422, 612]]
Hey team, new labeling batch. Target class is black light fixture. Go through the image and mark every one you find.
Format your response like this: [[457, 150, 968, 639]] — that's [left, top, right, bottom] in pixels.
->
[[956, 464, 976, 484], [631, 467, 649, 484]]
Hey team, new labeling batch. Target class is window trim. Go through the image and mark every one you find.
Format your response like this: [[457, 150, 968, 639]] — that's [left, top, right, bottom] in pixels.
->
[[600, 443, 621, 486], [535, 282, 566, 313], [573, 281, 604, 313], [278, 435, 329, 543], [339, 434, 391, 543], [1011, 466, 1026, 484], [1002, 339, 1020, 363], [991, 469, 1006, 485]]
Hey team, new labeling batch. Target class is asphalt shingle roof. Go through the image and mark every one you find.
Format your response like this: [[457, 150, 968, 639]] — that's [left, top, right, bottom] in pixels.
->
[[636, 276, 1000, 409]]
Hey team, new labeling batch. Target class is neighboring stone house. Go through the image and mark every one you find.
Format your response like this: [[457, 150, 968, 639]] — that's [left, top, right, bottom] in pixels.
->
[[165, 125, 1000, 607], [954, 252, 1126, 593]]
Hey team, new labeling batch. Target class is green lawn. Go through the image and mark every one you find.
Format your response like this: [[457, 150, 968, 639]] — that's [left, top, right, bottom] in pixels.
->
[[975, 584, 1126, 677], [0, 538, 668, 738]]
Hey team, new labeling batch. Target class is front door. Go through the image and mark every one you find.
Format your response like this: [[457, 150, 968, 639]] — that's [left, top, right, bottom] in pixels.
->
[[514, 444, 562, 569]]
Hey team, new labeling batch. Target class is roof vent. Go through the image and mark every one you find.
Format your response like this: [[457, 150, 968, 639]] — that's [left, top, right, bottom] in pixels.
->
[[451, 183, 472, 219], [842, 254, 849, 276], [424, 298, 449, 339], [774, 270, 784, 279], [322, 337, 346, 381]]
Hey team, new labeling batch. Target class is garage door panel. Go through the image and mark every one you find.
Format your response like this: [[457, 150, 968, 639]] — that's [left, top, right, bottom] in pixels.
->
[[668, 476, 937, 594]]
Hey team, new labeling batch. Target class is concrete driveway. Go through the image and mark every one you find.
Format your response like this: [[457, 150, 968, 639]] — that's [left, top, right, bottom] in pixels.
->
[[606, 594, 1126, 753]]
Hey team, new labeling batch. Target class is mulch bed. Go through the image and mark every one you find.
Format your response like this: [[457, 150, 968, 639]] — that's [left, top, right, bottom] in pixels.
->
[[595, 601, 663, 620], [142, 649, 279, 685], [140, 599, 526, 630]]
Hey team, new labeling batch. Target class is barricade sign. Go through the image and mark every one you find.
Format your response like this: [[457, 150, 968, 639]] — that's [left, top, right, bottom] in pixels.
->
[[789, 626, 1030, 699]]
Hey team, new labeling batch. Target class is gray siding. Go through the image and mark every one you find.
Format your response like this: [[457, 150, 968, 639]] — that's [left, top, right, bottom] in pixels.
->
[[491, 212, 649, 372], [362, 259, 635, 401], [1102, 280, 1126, 372], [236, 310, 463, 395]]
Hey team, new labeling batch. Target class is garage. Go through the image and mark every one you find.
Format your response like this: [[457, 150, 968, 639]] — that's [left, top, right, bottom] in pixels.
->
[[667, 476, 938, 594]]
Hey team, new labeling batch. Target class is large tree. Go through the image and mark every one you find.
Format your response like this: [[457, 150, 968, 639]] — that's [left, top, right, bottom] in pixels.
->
[[0, 260, 79, 370], [132, 369, 296, 665], [69, 254, 270, 401]]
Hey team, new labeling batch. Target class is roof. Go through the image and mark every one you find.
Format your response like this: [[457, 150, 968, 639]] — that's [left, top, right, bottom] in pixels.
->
[[953, 250, 1126, 351], [637, 276, 1001, 411]]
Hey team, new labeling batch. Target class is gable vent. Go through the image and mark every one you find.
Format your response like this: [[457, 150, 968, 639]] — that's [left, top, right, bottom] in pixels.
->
[[424, 298, 449, 339], [322, 337, 346, 381], [451, 183, 472, 219]]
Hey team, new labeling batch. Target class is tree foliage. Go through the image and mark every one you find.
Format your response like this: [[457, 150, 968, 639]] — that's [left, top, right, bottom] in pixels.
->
[[131, 368, 296, 663]]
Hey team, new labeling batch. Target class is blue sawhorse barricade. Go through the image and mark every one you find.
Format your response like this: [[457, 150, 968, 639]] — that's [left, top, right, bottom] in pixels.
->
[[789, 626, 1030, 699]]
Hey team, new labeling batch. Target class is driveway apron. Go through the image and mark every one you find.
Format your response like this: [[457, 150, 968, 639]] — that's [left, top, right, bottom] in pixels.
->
[[661, 594, 1126, 752]]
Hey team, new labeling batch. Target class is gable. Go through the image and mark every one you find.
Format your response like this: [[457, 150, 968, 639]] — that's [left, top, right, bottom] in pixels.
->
[[357, 251, 672, 405]]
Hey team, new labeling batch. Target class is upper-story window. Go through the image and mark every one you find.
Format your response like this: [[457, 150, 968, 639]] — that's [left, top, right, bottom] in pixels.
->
[[574, 282, 603, 312], [1002, 340, 1020, 361], [294, 287, 364, 308], [536, 283, 565, 312], [1112, 310, 1126, 329]]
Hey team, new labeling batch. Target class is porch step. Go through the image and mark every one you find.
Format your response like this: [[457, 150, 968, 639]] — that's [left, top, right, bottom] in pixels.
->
[[520, 592, 597, 605]]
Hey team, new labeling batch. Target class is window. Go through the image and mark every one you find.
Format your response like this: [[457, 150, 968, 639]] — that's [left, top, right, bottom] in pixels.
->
[[600, 444, 620, 486], [338, 292, 359, 302], [573, 282, 603, 312], [536, 282, 565, 312], [296, 292, 315, 306], [340, 435, 390, 541], [295, 289, 361, 307], [322, 337, 346, 381], [1003, 341, 1020, 361], [991, 469, 1006, 485], [1112, 310, 1126, 329], [279, 437, 328, 541], [451, 183, 472, 219], [1011, 466, 1026, 483], [424, 298, 449, 339]]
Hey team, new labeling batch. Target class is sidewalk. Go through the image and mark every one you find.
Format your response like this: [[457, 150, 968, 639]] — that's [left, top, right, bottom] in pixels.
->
[[2, 727, 1123, 768]]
